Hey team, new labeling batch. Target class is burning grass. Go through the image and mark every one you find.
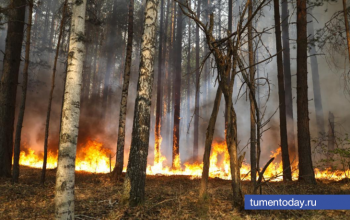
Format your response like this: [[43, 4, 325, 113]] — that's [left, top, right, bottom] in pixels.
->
[[1, 166, 350, 219], [15, 139, 350, 182]]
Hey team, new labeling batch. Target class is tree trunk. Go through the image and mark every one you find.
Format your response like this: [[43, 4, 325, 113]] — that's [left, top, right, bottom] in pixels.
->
[[114, 0, 134, 178], [218, 0, 222, 38], [224, 91, 243, 209], [0, 0, 26, 177], [274, 0, 292, 181], [327, 112, 335, 160], [154, 0, 165, 166], [172, 3, 183, 169], [122, 0, 159, 207], [187, 19, 191, 126], [307, 10, 325, 136], [12, 1, 33, 183], [42, 0, 68, 185], [228, 0, 232, 33], [199, 86, 222, 198], [167, 0, 176, 155], [343, 0, 350, 63], [248, 0, 257, 189], [194, 0, 201, 161], [296, 0, 316, 184], [281, 0, 296, 158], [54, 0, 87, 219]]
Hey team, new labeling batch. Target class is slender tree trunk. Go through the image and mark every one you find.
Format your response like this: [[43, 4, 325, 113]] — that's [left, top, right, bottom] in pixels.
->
[[281, 0, 296, 158], [199, 86, 222, 198], [307, 11, 325, 136], [194, 0, 201, 161], [54, 0, 87, 219], [327, 112, 335, 161], [343, 0, 350, 63], [274, 0, 292, 181], [248, 0, 257, 189], [296, 0, 316, 184], [218, 0, 222, 38], [223, 89, 242, 208], [12, 1, 33, 183], [167, 0, 176, 154], [155, 0, 164, 165], [0, 0, 26, 177], [186, 19, 191, 126], [163, 0, 170, 119], [114, 0, 134, 178], [122, 0, 159, 206], [42, 0, 68, 185], [228, 0, 232, 33], [172, 3, 183, 169]]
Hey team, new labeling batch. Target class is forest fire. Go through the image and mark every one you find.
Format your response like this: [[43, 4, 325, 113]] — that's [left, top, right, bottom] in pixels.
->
[[15, 139, 350, 181]]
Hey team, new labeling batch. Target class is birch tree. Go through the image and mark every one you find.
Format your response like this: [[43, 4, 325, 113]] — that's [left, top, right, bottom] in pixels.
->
[[54, 0, 87, 219]]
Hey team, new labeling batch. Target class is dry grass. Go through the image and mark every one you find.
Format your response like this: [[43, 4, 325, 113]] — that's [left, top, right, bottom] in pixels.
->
[[1, 166, 350, 219]]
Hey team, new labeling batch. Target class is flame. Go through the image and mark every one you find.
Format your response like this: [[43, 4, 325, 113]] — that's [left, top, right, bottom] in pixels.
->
[[18, 148, 57, 169], [75, 140, 113, 173], [15, 139, 350, 181], [16, 140, 114, 173]]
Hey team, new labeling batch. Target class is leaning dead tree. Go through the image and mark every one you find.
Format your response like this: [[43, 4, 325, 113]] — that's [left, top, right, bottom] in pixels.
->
[[178, 0, 269, 209]]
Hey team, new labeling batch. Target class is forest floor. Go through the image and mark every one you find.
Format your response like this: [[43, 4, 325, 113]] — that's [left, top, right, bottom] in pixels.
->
[[1, 167, 350, 219]]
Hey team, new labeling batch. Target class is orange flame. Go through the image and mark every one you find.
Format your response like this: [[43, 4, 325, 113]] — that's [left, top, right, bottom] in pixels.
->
[[15, 139, 350, 181]]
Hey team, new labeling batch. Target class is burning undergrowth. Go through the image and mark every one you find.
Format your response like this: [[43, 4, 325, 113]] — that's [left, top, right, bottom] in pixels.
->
[[15, 137, 350, 181]]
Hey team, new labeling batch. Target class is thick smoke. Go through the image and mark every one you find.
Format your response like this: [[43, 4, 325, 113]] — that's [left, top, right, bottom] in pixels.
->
[[1, 0, 350, 170]]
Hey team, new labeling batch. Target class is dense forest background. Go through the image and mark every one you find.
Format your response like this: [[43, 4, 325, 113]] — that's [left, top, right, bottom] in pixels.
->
[[0, 0, 349, 167]]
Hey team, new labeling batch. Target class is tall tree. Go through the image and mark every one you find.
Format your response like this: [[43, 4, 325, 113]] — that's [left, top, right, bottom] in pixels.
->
[[248, 0, 257, 189], [281, 0, 296, 157], [172, 2, 183, 169], [42, 0, 68, 185], [296, 0, 316, 184], [307, 10, 325, 136], [273, 0, 292, 181], [186, 18, 192, 126], [114, 0, 134, 178], [155, 0, 165, 166], [122, 0, 159, 206], [194, 0, 201, 161], [12, 0, 33, 183], [54, 0, 87, 219], [0, 0, 26, 177], [166, 0, 176, 152], [228, 0, 232, 33]]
